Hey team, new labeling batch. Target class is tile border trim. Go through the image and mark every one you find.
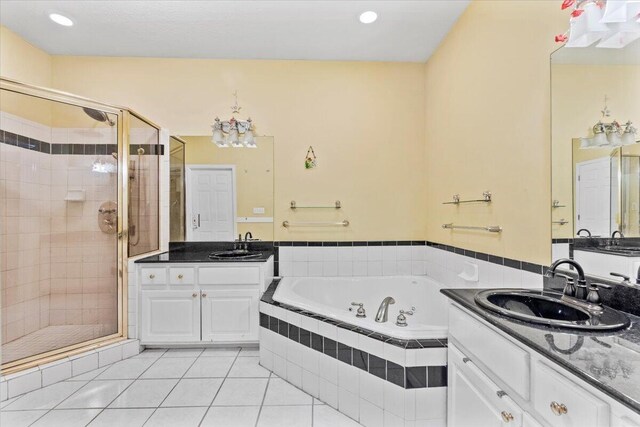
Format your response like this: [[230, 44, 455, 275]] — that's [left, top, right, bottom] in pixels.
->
[[0, 130, 165, 156], [273, 240, 546, 276]]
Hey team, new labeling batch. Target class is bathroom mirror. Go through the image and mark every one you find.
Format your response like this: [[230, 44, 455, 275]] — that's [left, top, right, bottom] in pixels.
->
[[170, 136, 274, 242], [551, 41, 640, 280]]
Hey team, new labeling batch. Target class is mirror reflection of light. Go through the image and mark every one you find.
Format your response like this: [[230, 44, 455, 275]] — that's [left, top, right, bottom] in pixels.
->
[[92, 159, 117, 174]]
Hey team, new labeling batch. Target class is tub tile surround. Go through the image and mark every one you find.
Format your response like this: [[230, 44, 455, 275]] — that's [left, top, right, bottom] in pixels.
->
[[259, 280, 448, 426], [275, 241, 544, 290]]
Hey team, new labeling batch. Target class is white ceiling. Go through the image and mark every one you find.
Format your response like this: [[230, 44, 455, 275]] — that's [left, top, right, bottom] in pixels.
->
[[0, 0, 469, 62]]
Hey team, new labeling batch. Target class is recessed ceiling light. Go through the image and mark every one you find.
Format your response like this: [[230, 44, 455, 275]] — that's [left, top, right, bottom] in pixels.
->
[[49, 13, 73, 27], [359, 11, 378, 24]]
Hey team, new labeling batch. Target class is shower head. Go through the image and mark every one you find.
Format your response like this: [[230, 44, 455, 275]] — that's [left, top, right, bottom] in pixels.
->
[[83, 107, 115, 127]]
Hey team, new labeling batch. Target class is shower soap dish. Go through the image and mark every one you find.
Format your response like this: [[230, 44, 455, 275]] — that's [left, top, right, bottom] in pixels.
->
[[65, 189, 86, 201]]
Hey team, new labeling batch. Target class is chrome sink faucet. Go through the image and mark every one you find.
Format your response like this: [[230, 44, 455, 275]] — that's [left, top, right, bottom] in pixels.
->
[[375, 297, 395, 323], [546, 258, 587, 296]]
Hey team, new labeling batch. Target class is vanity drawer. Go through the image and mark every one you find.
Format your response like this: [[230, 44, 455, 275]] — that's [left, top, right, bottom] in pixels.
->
[[449, 304, 530, 400], [140, 267, 167, 285], [533, 361, 609, 427], [199, 266, 260, 285], [169, 267, 195, 285]]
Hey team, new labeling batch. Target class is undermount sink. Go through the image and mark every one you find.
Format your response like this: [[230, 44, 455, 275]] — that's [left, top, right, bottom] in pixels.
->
[[208, 249, 263, 260], [474, 289, 630, 332]]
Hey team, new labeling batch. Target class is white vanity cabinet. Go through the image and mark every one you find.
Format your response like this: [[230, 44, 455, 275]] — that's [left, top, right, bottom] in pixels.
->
[[138, 258, 273, 345], [447, 302, 640, 427]]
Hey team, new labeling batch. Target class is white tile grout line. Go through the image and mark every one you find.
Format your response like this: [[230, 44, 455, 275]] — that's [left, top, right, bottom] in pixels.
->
[[253, 370, 273, 427], [142, 348, 207, 426], [3, 348, 343, 427], [7, 348, 168, 426], [197, 347, 244, 427]]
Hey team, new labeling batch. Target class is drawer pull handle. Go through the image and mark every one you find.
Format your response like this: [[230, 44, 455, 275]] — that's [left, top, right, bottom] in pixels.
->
[[192, 293, 198, 298], [462, 357, 470, 363], [202, 292, 207, 297], [500, 411, 514, 423], [149, 274, 155, 279], [550, 401, 568, 416], [178, 274, 184, 279]]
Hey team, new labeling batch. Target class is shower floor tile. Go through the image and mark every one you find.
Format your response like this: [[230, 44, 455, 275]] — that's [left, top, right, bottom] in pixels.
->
[[2, 325, 116, 365], [2, 347, 363, 426]]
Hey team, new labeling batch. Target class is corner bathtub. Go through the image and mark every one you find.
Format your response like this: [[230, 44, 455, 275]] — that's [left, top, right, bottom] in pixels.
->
[[272, 276, 448, 340]]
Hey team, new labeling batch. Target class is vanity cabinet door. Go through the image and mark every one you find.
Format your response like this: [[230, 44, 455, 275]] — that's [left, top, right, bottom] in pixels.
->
[[200, 288, 259, 343], [449, 344, 523, 427], [533, 361, 609, 427], [141, 290, 200, 343]]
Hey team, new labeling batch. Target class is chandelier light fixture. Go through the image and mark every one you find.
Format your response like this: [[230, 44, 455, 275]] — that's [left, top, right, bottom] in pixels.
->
[[211, 91, 256, 148], [580, 96, 638, 149], [555, 0, 640, 48]]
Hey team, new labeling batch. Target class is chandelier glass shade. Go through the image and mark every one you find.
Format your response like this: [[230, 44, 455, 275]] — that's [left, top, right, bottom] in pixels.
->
[[211, 92, 257, 148], [561, 0, 640, 49]]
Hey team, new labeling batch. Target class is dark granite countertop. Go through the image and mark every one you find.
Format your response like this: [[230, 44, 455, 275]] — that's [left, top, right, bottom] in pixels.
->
[[442, 288, 640, 414], [135, 241, 274, 263]]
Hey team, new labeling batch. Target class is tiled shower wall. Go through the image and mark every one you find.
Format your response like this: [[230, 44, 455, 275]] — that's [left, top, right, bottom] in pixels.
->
[[1, 116, 52, 344], [1, 111, 119, 349]]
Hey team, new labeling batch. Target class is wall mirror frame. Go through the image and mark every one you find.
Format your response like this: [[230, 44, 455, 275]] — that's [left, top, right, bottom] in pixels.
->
[[170, 135, 274, 244], [551, 42, 640, 280]]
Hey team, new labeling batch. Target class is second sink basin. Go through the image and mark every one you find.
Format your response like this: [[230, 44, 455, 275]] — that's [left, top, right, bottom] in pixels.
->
[[208, 249, 263, 260], [474, 289, 630, 331]]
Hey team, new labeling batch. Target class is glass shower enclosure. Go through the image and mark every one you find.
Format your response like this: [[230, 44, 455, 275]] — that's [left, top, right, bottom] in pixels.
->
[[0, 77, 161, 373]]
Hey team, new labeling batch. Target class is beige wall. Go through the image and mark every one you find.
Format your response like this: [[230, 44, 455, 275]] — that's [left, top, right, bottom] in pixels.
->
[[49, 57, 428, 241], [423, 1, 565, 265], [0, 26, 53, 126], [552, 64, 640, 238]]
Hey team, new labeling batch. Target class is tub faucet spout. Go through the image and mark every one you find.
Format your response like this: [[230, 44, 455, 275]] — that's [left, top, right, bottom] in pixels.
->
[[375, 297, 395, 323]]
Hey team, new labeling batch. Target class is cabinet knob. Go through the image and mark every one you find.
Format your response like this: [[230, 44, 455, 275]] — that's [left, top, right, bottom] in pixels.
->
[[500, 411, 514, 423], [202, 292, 207, 297], [550, 401, 568, 416], [192, 293, 198, 298], [149, 274, 155, 279], [178, 274, 184, 279]]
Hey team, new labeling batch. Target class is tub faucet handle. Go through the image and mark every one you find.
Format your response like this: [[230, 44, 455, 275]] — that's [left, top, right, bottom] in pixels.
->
[[350, 302, 366, 318], [396, 309, 413, 327]]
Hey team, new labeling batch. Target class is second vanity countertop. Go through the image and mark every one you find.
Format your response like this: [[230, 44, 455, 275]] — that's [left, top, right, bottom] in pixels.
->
[[134, 241, 274, 263], [442, 288, 640, 414]]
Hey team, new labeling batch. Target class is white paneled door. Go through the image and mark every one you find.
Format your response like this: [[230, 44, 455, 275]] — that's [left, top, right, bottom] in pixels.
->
[[187, 165, 236, 241], [575, 157, 611, 237]]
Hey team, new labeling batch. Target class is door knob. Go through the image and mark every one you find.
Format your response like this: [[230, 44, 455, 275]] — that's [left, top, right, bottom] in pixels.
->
[[178, 274, 184, 279], [192, 293, 198, 298], [202, 292, 207, 297], [149, 274, 155, 279]]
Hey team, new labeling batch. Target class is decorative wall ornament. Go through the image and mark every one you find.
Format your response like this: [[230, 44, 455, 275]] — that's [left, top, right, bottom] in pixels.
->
[[555, 0, 640, 48], [304, 146, 317, 169], [211, 91, 256, 148]]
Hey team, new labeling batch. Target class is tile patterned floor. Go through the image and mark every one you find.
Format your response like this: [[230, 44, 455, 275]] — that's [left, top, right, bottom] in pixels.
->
[[2, 325, 116, 365], [0, 347, 362, 427]]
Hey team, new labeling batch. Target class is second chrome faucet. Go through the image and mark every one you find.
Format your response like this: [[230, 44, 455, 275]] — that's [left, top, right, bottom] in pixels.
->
[[375, 296, 395, 323]]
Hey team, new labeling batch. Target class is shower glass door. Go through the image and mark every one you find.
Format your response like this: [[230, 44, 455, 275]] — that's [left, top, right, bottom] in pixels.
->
[[1, 87, 121, 368]]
